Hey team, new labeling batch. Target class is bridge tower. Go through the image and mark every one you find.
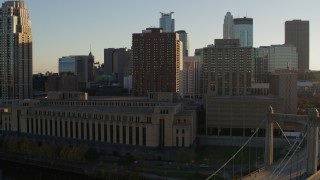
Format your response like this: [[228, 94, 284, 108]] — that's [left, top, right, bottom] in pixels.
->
[[265, 106, 319, 176]]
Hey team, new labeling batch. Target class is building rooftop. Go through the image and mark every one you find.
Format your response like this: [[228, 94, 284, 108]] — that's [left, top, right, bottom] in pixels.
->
[[35, 105, 155, 114], [176, 110, 194, 116]]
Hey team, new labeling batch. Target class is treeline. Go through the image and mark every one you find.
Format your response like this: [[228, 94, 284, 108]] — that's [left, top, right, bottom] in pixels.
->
[[0, 137, 98, 161]]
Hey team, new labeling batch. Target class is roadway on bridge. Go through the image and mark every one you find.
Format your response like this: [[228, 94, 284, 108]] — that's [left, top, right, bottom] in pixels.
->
[[242, 140, 320, 180]]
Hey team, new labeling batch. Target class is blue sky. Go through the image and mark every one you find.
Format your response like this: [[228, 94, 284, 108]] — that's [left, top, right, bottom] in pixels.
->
[[23, 0, 320, 73]]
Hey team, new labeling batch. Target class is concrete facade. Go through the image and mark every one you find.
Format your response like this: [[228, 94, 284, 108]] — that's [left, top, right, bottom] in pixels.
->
[[269, 71, 298, 114], [205, 96, 284, 136], [203, 39, 253, 96], [0, 92, 197, 148]]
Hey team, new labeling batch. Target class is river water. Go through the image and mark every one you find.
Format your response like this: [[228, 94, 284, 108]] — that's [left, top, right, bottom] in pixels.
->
[[0, 161, 101, 180]]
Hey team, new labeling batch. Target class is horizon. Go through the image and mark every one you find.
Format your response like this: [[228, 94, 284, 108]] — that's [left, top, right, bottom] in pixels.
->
[[19, 0, 320, 73]]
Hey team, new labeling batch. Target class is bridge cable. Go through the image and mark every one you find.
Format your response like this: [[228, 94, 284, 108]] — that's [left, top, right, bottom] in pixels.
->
[[273, 119, 311, 179], [275, 123, 309, 179], [275, 121, 291, 146], [205, 117, 267, 180], [269, 118, 310, 178]]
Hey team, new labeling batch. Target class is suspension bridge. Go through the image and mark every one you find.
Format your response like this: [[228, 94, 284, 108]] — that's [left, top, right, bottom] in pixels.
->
[[206, 106, 320, 180]]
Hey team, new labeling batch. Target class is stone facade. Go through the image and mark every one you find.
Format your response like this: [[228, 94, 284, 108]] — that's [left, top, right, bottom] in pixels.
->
[[0, 92, 196, 148]]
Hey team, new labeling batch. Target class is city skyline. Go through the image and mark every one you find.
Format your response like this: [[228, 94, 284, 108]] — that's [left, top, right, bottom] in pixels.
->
[[23, 0, 320, 73]]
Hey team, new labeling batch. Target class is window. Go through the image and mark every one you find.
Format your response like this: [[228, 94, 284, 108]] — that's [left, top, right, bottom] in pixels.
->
[[110, 125, 114, 143], [104, 124, 108, 142], [123, 126, 126, 144], [98, 124, 101, 141], [142, 127, 146, 146], [136, 127, 139, 145]]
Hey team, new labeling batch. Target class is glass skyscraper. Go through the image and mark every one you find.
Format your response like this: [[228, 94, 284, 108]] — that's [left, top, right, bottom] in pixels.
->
[[234, 17, 253, 47], [0, 1, 32, 99], [159, 12, 175, 32]]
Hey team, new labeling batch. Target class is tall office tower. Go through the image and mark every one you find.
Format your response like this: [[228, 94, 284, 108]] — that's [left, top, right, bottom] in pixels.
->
[[253, 47, 269, 83], [194, 48, 204, 97], [159, 12, 175, 32], [132, 28, 181, 96], [285, 20, 309, 71], [268, 44, 298, 72], [176, 30, 189, 56], [0, 1, 32, 99], [183, 56, 201, 98], [203, 39, 253, 96], [223, 12, 234, 39], [59, 52, 94, 89], [104, 48, 131, 86], [234, 17, 253, 47]]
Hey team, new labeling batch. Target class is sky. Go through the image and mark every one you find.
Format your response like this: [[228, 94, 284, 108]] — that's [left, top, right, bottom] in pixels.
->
[[20, 0, 320, 73]]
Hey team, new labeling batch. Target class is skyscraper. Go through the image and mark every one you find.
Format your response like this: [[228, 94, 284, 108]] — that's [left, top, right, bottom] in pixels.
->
[[203, 39, 253, 96], [234, 17, 253, 47], [285, 20, 309, 71], [268, 44, 298, 72], [183, 56, 201, 98], [132, 28, 181, 96], [223, 12, 234, 39], [59, 52, 94, 90], [104, 48, 131, 86], [159, 12, 175, 32], [176, 30, 189, 56], [0, 1, 32, 99]]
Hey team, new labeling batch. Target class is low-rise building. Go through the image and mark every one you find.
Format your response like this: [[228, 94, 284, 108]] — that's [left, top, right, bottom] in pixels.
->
[[0, 92, 196, 149]]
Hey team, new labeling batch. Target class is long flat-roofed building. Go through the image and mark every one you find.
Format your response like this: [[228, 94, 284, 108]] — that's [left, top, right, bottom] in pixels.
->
[[0, 92, 196, 149]]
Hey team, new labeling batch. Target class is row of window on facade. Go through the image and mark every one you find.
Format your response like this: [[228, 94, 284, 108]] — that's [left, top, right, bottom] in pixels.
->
[[42, 101, 159, 107], [20, 118, 148, 146], [32, 111, 151, 124]]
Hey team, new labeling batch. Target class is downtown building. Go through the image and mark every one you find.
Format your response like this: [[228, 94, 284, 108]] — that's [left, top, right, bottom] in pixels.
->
[[159, 12, 175, 32], [285, 20, 309, 72], [0, 1, 32, 99], [233, 17, 253, 47], [203, 39, 253, 96], [253, 44, 298, 83], [58, 52, 95, 90], [223, 12, 234, 39], [182, 56, 201, 98], [132, 28, 182, 96], [0, 92, 197, 153], [104, 48, 131, 87], [176, 30, 189, 57]]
